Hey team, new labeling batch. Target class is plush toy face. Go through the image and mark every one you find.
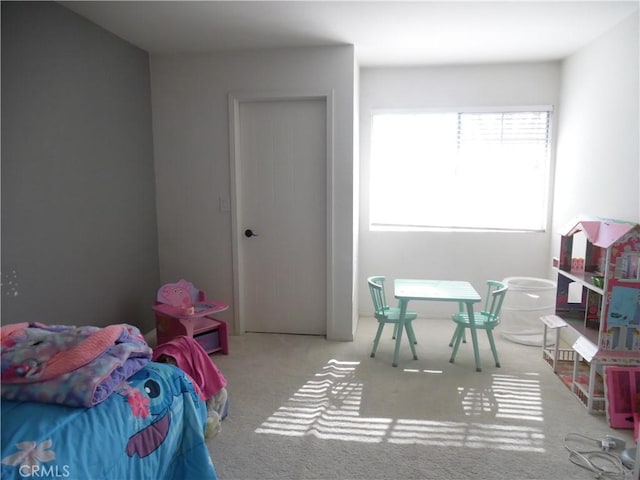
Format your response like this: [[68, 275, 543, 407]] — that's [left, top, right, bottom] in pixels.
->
[[160, 280, 193, 307]]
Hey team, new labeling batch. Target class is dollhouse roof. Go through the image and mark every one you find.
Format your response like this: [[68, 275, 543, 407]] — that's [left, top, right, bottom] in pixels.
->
[[564, 215, 639, 248]]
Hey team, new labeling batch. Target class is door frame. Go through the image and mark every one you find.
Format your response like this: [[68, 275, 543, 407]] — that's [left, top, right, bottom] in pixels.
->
[[228, 91, 335, 335]]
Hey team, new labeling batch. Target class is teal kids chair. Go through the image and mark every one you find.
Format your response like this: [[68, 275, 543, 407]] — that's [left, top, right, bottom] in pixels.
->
[[449, 280, 508, 370], [368, 276, 418, 364]]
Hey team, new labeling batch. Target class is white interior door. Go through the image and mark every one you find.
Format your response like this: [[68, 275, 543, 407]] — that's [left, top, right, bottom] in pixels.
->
[[236, 98, 327, 335]]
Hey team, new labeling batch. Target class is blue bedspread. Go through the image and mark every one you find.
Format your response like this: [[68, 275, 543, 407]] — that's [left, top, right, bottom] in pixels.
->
[[1, 362, 217, 480]]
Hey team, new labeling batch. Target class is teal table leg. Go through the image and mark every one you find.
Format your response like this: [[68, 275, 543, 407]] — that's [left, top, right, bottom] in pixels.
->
[[466, 301, 482, 372], [392, 299, 407, 367]]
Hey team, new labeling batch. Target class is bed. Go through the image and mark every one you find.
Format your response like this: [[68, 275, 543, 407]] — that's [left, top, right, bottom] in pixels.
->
[[0, 323, 218, 480]]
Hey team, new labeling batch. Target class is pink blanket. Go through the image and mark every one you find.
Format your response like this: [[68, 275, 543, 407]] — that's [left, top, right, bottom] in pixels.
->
[[1, 322, 152, 407], [152, 336, 226, 400]]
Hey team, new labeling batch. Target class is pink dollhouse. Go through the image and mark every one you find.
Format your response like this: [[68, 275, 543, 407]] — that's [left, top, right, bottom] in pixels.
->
[[548, 215, 640, 429]]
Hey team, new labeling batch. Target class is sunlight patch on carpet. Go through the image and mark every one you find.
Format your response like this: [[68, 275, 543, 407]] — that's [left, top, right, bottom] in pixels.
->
[[403, 368, 444, 374], [254, 359, 545, 452], [458, 373, 544, 422]]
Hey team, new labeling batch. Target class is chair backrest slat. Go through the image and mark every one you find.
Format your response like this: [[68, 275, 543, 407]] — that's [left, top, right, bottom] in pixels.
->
[[484, 280, 508, 324], [368, 276, 388, 316]]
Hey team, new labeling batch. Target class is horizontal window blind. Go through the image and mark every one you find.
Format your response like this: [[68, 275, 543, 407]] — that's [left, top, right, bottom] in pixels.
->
[[369, 107, 552, 232], [457, 111, 550, 147]]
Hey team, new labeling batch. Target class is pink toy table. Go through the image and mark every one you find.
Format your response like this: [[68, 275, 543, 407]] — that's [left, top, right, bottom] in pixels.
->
[[153, 301, 228, 320], [153, 280, 229, 355]]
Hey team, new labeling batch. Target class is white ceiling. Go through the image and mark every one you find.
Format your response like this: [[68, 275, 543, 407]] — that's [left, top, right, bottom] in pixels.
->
[[60, 1, 639, 67]]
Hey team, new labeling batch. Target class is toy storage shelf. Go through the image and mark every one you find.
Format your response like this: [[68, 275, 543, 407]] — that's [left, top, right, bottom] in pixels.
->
[[543, 216, 640, 414], [191, 317, 229, 355], [155, 310, 229, 355]]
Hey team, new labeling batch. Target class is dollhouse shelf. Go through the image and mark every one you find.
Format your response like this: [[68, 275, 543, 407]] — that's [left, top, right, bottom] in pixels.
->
[[556, 269, 604, 296], [543, 216, 640, 414]]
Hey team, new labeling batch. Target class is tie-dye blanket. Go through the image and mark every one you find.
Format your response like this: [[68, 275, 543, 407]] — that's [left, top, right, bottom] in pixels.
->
[[1, 362, 218, 480], [1, 322, 152, 407]]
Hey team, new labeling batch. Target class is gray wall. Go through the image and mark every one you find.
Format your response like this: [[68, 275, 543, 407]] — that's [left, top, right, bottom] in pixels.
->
[[150, 47, 357, 340], [553, 11, 639, 237], [550, 12, 639, 346], [1, 2, 159, 332]]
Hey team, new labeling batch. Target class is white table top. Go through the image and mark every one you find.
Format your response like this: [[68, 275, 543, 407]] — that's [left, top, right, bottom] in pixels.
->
[[394, 279, 481, 303]]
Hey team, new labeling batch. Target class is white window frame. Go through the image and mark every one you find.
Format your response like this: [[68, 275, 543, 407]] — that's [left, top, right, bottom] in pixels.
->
[[369, 106, 553, 232]]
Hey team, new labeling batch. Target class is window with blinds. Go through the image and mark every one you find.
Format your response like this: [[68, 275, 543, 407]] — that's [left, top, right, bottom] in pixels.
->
[[369, 108, 552, 231]]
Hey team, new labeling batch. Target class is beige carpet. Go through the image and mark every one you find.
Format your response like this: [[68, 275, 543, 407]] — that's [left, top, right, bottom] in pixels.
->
[[207, 317, 636, 480]]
